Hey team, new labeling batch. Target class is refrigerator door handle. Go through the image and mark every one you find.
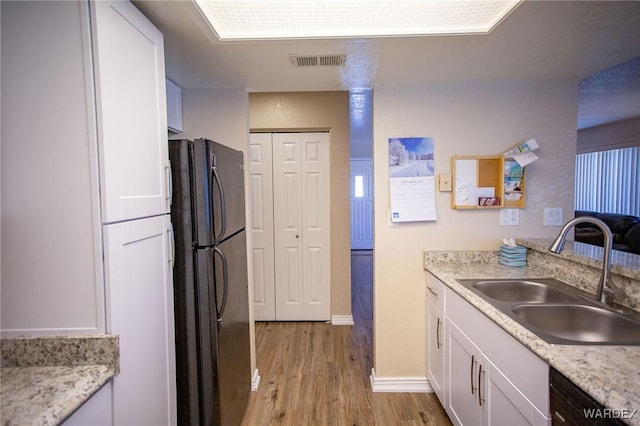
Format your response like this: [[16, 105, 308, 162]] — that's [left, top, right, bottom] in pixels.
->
[[211, 154, 227, 242], [213, 246, 229, 328]]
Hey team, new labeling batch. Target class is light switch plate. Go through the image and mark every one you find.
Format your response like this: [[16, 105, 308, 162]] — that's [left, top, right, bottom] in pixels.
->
[[543, 207, 563, 226], [438, 173, 452, 192]]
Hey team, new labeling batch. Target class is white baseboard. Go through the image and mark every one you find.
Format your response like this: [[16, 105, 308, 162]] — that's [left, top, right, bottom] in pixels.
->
[[331, 315, 355, 325], [251, 368, 261, 391], [369, 368, 433, 393]]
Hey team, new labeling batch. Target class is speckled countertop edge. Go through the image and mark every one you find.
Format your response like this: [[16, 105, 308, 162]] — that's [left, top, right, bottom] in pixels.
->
[[0, 365, 112, 426], [0, 335, 119, 425], [423, 251, 640, 426]]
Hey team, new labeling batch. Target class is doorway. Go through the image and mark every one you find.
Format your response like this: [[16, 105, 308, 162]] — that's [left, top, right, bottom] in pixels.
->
[[249, 132, 331, 321], [350, 158, 374, 250]]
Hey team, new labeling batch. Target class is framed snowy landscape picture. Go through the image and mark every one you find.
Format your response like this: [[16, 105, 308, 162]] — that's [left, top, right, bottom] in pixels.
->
[[388, 137, 437, 222]]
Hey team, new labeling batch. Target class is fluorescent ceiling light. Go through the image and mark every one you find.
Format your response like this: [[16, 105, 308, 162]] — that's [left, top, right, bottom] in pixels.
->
[[193, 0, 523, 40]]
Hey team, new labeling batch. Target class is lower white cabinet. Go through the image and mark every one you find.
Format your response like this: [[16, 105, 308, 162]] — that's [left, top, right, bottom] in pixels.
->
[[103, 215, 176, 425], [446, 320, 486, 426], [426, 273, 550, 426], [63, 382, 113, 426], [427, 298, 446, 403]]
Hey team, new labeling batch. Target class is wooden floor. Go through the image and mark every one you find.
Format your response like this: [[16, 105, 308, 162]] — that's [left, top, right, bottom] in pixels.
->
[[240, 250, 452, 426]]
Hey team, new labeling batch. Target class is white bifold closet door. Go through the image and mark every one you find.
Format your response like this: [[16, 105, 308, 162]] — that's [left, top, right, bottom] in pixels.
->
[[249, 132, 330, 321]]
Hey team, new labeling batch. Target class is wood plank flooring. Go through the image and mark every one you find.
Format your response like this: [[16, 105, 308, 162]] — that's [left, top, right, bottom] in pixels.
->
[[240, 250, 452, 425]]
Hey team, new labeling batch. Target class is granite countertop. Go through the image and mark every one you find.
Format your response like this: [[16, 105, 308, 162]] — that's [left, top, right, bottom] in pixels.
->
[[424, 243, 640, 426], [0, 335, 119, 425]]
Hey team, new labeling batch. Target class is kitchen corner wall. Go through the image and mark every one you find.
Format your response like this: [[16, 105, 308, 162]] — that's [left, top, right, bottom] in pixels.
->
[[178, 86, 256, 373], [372, 80, 578, 378], [248, 91, 352, 320]]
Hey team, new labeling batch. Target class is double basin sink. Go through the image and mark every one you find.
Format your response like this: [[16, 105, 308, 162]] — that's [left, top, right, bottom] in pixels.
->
[[457, 278, 640, 345]]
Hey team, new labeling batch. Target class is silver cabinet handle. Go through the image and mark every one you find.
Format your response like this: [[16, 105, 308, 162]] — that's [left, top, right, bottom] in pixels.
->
[[436, 317, 442, 349], [427, 286, 438, 297], [165, 161, 173, 209], [553, 411, 566, 423], [470, 355, 477, 395], [168, 223, 175, 269], [478, 364, 486, 406]]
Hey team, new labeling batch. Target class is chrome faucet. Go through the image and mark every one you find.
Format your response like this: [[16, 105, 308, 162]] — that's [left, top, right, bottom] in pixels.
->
[[549, 217, 620, 306]]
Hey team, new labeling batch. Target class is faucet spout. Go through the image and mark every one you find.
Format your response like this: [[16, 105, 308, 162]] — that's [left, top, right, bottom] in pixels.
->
[[548, 217, 618, 306]]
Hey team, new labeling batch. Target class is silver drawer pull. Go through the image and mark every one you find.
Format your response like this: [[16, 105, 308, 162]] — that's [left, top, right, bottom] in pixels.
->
[[427, 286, 439, 297], [553, 411, 566, 423]]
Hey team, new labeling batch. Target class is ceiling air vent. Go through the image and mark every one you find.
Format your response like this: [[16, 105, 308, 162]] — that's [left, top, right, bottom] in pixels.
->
[[289, 53, 346, 68]]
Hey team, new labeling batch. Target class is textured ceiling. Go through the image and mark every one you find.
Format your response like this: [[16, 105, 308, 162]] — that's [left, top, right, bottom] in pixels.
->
[[134, 0, 640, 129], [578, 56, 640, 129]]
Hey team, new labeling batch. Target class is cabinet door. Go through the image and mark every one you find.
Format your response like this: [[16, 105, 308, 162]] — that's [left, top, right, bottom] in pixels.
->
[[249, 133, 276, 320], [63, 382, 113, 426], [166, 79, 183, 133], [91, 0, 170, 223], [446, 319, 486, 426], [427, 299, 446, 404], [103, 215, 176, 425], [485, 361, 550, 426]]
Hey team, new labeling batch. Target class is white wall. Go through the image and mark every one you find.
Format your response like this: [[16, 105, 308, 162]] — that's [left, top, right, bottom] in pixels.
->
[[372, 80, 578, 377], [178, 87, 249, 152]]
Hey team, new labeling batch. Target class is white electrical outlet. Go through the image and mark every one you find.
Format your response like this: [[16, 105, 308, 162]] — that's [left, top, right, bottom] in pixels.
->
[[500, 209, 520, 226]]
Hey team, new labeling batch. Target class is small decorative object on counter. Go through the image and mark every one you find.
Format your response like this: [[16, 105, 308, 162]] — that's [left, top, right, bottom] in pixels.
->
[[499, 244, 527, 268]]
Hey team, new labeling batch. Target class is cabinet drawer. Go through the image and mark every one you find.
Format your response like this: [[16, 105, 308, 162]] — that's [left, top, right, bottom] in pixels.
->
[[426, 272, 445, 310]]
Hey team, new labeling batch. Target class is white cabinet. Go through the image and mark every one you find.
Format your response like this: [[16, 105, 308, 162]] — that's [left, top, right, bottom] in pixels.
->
[[63, 382, 113, 426], [1, 0, 104, 336], [426, 274, 446, 404], [446, 320, 486, 426], [91, 0, 171, 223], [166, 79, 183, 133], [426, 273, 550, 426], [103, 215, 176, 425]]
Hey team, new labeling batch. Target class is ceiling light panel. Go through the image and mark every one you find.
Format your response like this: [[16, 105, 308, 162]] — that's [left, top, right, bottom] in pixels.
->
[[194, 0, 523, 40]]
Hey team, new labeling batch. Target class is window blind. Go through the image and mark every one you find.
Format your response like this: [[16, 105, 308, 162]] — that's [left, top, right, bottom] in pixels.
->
[[575, 146, 639, 217]]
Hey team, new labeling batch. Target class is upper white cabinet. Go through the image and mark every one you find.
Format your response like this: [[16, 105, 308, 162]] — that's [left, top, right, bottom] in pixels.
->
[[166, 79, 184, 133], [91, 0, 170, 223]]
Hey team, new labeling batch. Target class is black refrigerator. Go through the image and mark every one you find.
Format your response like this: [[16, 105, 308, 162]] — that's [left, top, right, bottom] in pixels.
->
[[169, 138, 251, 426]]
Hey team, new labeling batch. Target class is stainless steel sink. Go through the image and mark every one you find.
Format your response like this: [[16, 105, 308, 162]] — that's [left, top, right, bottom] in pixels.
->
[[456, 278, 640, 345], [470, 279, 580, 303], [511, 304, 640, 345]]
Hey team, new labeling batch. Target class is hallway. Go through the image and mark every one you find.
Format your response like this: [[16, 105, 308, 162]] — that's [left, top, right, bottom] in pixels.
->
[[240, 251, 451, 425]]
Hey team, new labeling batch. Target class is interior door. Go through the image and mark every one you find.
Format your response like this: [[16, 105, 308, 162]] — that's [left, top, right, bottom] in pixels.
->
[[350, 158, 374, 250], [272, 133, 330, 320], [249, 132, 330, 321], [249, 133, 276, 320]]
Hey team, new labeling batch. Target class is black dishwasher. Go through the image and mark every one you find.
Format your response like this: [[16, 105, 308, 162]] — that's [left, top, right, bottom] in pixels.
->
[[550, 367, 626, 425]]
